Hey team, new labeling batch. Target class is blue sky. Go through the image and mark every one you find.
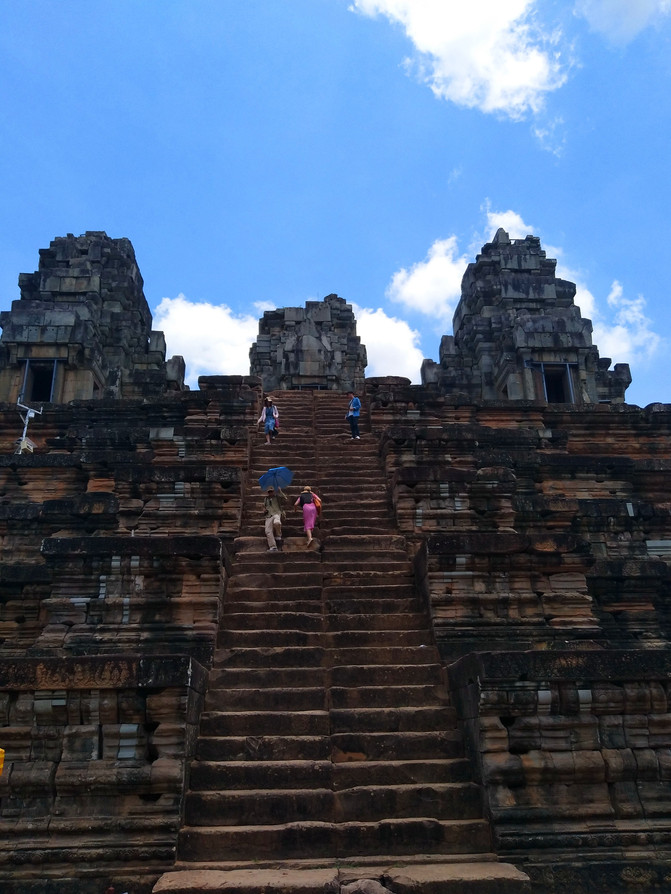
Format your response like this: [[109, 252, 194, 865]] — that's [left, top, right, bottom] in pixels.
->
[[1, 0, 670, 406]]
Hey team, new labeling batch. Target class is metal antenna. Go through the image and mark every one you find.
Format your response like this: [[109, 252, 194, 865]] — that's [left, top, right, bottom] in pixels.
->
[[15, 400, 42, 454]]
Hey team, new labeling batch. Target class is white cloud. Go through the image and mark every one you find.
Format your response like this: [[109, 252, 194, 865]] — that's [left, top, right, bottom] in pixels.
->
[[592, 281, 662, 366], [574, 0, 671, 44], [354, 305, 424, 382], [386, 236, 468, 322], [153, 294, 260, 388], [350, 0, 568, 118], [537, 241, 662, 369], [153, 294, 425, 387], [483, 205, 535, 240], [532, 116, 566, 156], [436, 205, 662, 372], [518, 236, 663, 369]]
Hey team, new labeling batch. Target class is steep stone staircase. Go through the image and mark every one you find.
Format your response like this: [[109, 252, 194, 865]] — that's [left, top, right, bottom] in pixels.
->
[[154, 391, 529, 893]]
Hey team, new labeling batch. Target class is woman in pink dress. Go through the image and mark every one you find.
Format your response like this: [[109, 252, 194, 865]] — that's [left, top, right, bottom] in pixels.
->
[[294, 485, 318, 547]]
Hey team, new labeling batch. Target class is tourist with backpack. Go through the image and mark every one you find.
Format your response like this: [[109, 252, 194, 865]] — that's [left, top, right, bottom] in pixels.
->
[[258, 397, 279, 445], [263, 486, 286, 551]]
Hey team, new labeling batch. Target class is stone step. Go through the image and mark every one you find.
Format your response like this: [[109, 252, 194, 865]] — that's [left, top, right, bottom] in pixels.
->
[[207, 666, 327, 689], [232, 553, 411, 572], [239, 524, 397, 540], [200, 710, 330, 738], [323, 571, 415, 586], [183, 782, 483, 826], [204, 682, 447, 713], [249, 469, 385, 482], [327, 613, 429, 631], [261, 445, 376, 456], [205, 686, 327, 712], [176, 817, 493, 861], [329, 705, 456, 733], [245, 529, 402, 543], [217, 629, 431, 649], [207, 663, 445, 690], [224, 596, 421, 623], [242, 516, 393, 531], [226, 587, 324, 603], [321, 534, 408, 549], [245, 485, 389, 497], [324, 592, 420, 607], [247, 492, 389, 504], [230, 572, 324, 589], [189, 759, 333, 792], [259, 425, 374, 435], [330, 684, 449, 709], [333, 759, 473, 788], [212, 646, 326, 669], [189, 729, 464, 764], [329, 782, 483, 821], [320, 523, 399, 535], [328, 646, 441, 665], [323, 553, 412, 567], [223, 611, 324, 631], [257, 527, 390, 540], [235, 536, 409, 554], [213, 645, 441, 668], [195, 730, 463, 764], [188, 758, 472, 792], [196, 735, 331, 762], [233, 548, 320, 565], [330, 664, 445, 687], [183, 787, 336, 826], [330, 731, 464, 762], [153, 861, 531, 894], [246, 503, 391, 517], [342, 724, 464, 763], [242, 510, 393, 526], [222, 611, 430, 632]]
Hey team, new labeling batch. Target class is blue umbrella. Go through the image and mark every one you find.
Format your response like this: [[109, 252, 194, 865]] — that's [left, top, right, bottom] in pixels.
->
[[259, 466, 294, 491]]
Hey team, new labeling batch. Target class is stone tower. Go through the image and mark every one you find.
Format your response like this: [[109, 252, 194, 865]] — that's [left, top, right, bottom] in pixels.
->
[[249, 293, 367, 392], [0, 231, 185, 404], [421, 228, 632, 403]]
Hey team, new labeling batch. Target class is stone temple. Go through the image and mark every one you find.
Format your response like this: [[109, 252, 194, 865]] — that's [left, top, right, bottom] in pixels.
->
[[0, 229, 670, 894]]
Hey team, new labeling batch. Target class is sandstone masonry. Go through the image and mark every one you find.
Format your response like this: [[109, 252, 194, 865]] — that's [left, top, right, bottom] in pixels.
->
[[0, 231, 668, 894]]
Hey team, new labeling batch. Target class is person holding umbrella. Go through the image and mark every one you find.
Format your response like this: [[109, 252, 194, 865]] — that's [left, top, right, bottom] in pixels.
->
[[263, 486, 286, 551], [259, 467, 292, 552]]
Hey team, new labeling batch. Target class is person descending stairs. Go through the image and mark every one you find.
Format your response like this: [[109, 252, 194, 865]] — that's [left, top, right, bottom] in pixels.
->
[[153, 391, 530, 894]]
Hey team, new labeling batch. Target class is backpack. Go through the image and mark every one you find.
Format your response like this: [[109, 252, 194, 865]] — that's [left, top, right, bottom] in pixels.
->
[[313, 493, 322, 515]]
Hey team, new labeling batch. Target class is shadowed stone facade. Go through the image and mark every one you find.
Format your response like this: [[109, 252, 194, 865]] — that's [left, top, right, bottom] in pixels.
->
[[0, 231, 186, 406], [0, 231, 670, 894], [249, 293, 367, 392], [422, 228, 632, 404]]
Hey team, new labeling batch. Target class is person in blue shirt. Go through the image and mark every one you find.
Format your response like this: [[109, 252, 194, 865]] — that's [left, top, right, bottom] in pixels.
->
[[346, 391, 361, 439]]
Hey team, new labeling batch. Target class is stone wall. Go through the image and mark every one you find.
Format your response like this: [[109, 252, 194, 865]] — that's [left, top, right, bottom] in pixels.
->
[[449, 650, 671, 892], [249, 293, 367, 392], [421, 229, 631, 404], [0, 232, 185, 404], [0, 656, 206, 894], [0, 376, 261, 891], [367, 376, 671, 887], [0, 229, 666, 892]]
